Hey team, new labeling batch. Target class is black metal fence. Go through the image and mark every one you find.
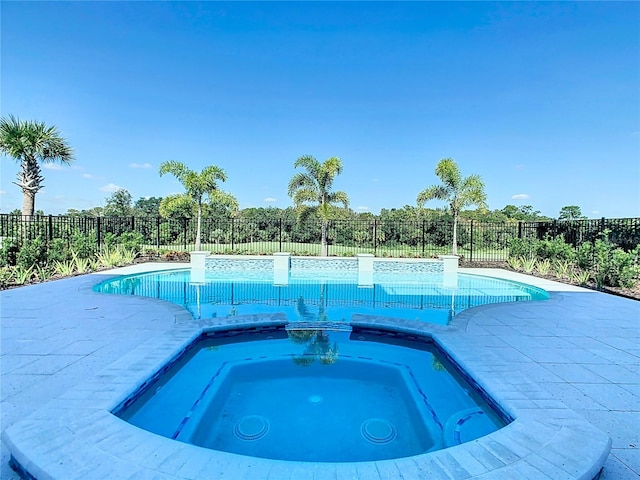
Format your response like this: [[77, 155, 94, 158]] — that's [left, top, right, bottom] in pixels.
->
[[0, 214, 638, 262]]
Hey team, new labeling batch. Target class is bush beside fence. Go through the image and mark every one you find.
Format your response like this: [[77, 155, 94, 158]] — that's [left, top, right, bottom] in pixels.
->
[[0, 214, 638, 262]]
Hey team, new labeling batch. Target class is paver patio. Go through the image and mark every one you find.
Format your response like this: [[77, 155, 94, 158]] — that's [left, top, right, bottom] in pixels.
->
[[0, 263, 638, 479]]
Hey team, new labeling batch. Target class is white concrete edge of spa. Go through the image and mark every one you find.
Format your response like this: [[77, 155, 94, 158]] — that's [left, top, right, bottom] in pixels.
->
[[3, 262, 611, 480]]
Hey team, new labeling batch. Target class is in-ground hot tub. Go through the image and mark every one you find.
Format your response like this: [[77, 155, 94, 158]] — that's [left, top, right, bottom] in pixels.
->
[[114, 325, 509, 462]]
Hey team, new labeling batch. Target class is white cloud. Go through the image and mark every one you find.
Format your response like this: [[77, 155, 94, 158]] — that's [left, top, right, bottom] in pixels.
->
[[129, 162, 152, 169], [356, 206, 370, 211], [82, 173, 94, 179], [263, 197, 277, 203], [43, 163, 63, 170], [0, 190, 6, 195], [511, 194, 530, 200], [100, 183, 122, 193], [591, 210, 600, 215]]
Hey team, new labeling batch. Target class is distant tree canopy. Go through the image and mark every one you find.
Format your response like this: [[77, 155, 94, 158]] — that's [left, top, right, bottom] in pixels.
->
[[134, 196, 162, 217], [500, 205, 551, 222], [104, 189, 133, 217], [558, 205, 586, 221]]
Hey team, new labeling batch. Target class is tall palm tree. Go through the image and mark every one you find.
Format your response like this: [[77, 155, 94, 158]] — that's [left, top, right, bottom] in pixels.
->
[[287, 155, 349, 256], [0, 115, 74, 216], [417, 158, 487, 255], [159, 161, 234, 251]]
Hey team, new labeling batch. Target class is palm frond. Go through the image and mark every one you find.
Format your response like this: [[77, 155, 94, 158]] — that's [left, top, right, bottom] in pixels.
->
[[158, 193, 196, 218], [207, 190, 239, 211], [292, 188, 318, 206], [293, 155, 321, 179], [288, 172, 319, 198], [417, 185, 449, 206], [201, 165, 227, 183], [297, 205, 318, 223], [434, 157, 461, 189], [158, 160, 190, 182], [326, 190, 349, 208]]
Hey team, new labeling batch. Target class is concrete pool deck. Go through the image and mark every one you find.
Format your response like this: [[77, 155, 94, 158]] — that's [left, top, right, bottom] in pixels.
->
[[0, 263, 638, 479]]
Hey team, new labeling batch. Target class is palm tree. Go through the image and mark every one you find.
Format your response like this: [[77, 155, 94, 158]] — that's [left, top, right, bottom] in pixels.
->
[[0, 115, 74, 216], [158, 161, 235, 251], [287, 155, 349, 256], [417, 158, 487, 255]]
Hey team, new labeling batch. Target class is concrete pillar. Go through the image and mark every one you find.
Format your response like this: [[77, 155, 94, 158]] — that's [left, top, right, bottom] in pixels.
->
[[438, 255, 459, 274], [357, 253, 374, 287], [190, 251, 210, 270], [273, 252, 290, 286], [190, 251, 210, 284]]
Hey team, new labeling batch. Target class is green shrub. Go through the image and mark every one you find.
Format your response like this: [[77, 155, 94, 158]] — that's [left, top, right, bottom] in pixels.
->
[[54, 260, 75, 276], [519, 255, 537, 273], [12, 265, 34, 284], [103, 232, 118, 248], [536, 258, 552, 275], [571, 268, 591, 286], [124, 232, 144, 251], [16, 237, 48, 269], [607, 247, 640, 288], [47, 238, 69, 264], [0, 238, 20, 267], [508, 238, 538, 259], [70, 231, 97, 259], [0, 266, 13, 288], [590, 231, 640, 288], [552, 258, 573, 279], [536, 235, 576, 262], [507, 256, 522, 271], [576, 242, 594, 270]]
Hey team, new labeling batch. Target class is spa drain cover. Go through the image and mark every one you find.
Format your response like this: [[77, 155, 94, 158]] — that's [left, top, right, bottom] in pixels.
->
[[234, 415, 269, 441], [361, 418, 397, 445]]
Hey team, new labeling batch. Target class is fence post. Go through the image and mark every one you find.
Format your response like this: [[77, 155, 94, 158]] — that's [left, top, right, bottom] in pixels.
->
[[231, 218, 235, 250], [131, 216, 135, 233], [96, 217, 102, 247], [183, 219, 187, 251], [279, 218, 282, 252], [470, 220, 474, 262], [156, 216, 161, 248], [48, 215, 53, 242], [600, 217, 606, 237], [421, 220, 426, 256], [373, 220, 377, 256], [518, 221, 522, 239]]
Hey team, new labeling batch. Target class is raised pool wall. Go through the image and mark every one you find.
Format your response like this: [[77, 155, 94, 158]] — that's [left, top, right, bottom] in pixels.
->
[[189, 252, 459, 286]]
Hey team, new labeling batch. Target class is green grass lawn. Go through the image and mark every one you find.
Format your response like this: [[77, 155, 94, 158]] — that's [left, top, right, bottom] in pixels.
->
[[142, 241, 509, 261]]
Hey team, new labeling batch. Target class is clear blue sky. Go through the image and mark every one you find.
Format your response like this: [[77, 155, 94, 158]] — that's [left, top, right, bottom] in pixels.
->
[[1, 1, 638, 218]]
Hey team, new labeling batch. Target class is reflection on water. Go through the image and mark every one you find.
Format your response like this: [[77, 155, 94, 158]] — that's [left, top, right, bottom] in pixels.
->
[[94, 269, 547, 325]]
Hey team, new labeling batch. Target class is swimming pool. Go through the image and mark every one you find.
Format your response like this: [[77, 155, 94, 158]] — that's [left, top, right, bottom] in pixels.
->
[[94, 267, 548, 324], [114, 326, 508, 462]]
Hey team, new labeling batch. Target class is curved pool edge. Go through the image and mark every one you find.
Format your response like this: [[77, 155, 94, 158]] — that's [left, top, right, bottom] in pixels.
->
[[3, 314, 611, 480]]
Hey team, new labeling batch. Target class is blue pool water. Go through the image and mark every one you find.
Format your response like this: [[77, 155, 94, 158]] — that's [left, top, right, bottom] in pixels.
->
[[115, 327, 508, 462], [94, 268, 548, 324]]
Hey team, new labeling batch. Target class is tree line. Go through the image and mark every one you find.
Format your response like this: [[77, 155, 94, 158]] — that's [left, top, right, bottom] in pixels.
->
[[1, 114, 593, 255]]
